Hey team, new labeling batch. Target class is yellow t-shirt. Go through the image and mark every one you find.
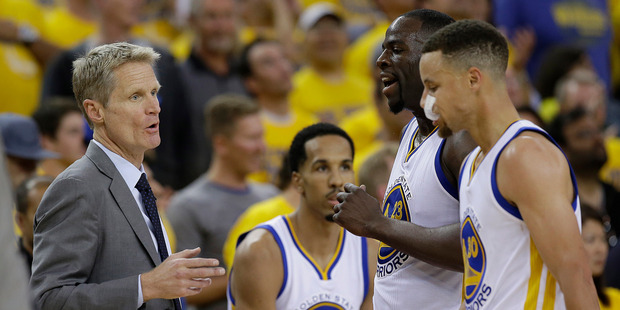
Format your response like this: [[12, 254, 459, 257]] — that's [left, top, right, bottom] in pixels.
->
[[132, 18, 193, 61], [249, 109, 318, 184], [289, 67, 372, 123], [222, 195, 295, 268], [44, 6, 96, 49], [600, 137, 620, 183], [0, 0, 46, 116], [601, 287, 620, 310], [340, 106, 382, 156], [344, 21, 389, 86]]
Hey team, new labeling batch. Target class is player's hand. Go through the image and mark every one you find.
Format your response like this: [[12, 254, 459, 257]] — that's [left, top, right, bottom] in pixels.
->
[[141, 247, 226, 301], [333, 183, 385, 238]]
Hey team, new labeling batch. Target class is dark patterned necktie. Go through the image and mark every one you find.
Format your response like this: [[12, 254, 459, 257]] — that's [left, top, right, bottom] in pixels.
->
[[135, 173, 182, 310]]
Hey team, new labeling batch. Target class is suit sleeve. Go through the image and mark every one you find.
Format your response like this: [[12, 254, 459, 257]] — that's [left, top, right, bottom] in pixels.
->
[[31, 177, 140, 310]]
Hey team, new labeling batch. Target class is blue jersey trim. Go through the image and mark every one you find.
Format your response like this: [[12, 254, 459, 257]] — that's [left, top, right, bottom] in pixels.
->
[[399, 117, 415, 144], [491, 127, 580, 220], [434, 139, 459, 200], [361, 237, 369, 301], [257, 223, 289, 298], [458, 152, 473, 193], [326, 231, 346, 279]]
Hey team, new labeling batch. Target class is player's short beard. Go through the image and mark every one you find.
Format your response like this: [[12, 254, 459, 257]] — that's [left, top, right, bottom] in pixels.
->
[[438, 125, 453, 138], [325, 214, 335, 222]]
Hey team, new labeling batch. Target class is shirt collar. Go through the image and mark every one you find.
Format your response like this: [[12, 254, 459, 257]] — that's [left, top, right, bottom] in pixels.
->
[[92, 140, 145, 190]]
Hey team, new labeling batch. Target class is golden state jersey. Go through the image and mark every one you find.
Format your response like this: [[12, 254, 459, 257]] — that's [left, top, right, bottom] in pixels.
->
[[374, 118, 462, 309], [228, 215, 370, 310], [459, 120, 580, 309]]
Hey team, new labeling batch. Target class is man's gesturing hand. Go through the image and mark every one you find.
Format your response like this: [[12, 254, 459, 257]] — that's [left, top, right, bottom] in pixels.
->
[[141, 247, 226, 301], [333, 183, 385, 238]]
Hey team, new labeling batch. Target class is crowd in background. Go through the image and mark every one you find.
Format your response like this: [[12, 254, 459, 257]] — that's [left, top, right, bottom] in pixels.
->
[[1, 0, 620, 309]]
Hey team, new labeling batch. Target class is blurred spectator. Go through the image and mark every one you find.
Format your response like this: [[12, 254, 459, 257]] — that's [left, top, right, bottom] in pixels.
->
[[40, 0, 191, 190], [180, 0, 248, 185], [494, 0, 612, 91], [535, 45, 592, 100], [548, 107, 620, 244], [237, 0, 298, 61], [14, 175, 53, 275], [357, 142, 398, 201], [239, 39, 317, 183], [0, 113, 57, 189], [167, 95, 278, 310], [290, 2, 373, 123], [344, 0, 418, 86], [506, 65, 535, 108], [553, 69, 620, 134], [32, 98, 86, 177], [0, 138, 32, 310], [44, 0, 97, 49], [581, 205, 620, 309], [0, 0, 62, 116], [222, 154, 299, 268]]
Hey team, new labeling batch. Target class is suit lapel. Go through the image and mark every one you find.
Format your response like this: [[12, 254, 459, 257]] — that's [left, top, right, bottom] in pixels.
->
[[86, 142, 161, 265]]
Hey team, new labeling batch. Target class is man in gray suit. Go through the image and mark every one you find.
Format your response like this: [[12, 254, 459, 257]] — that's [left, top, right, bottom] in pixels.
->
[[31, 42, 225, 310]]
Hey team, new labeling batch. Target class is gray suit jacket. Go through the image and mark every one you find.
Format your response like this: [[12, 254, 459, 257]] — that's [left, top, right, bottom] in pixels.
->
[[31, 142, 174, 310]]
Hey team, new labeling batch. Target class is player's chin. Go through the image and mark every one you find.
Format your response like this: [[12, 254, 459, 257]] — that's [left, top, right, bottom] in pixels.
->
[[387, 99, 405, 114]]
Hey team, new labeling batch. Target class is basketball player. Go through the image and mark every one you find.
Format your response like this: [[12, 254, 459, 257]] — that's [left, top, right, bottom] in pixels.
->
[[419, 19, 598, 309], [333, 9, 476, 309], [228, 123, 377, 310]]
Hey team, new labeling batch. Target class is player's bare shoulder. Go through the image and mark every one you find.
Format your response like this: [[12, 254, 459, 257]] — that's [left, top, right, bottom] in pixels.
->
[[235, 228, 282, 268]]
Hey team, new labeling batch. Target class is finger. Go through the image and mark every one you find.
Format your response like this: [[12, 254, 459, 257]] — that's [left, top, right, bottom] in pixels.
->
[[173, 247, 201, 259], [332, 203, 341, 213], [360, 184, 366, 191], [187, 266, 226, 278], [185, 258, 222, 269], [344, 183, 359, 193], [336, 191, 348, 202]]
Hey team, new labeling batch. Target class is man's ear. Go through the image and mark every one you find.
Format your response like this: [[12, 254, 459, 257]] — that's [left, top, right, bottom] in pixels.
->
[[468, 67, 483, 90], [40, 134, 55, 151], [291, 171, 304, 195], [83, 99, 104, 125]]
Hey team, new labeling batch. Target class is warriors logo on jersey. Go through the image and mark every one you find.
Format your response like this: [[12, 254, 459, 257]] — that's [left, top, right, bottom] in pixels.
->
[[377, 183, 411, 276], [307, 302, 346, 310], [461, 215, 488, 304]]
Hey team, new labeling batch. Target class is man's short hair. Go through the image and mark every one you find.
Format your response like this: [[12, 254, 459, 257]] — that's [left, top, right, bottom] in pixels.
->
[[288, 123, 354, 173], [401, 9, 455, 35], [72, 42, 160, 127], [32, 97, 82, 139], [204, 94, 260, 138], [422, 19, 509, 79], [15, 175, 53, 214]]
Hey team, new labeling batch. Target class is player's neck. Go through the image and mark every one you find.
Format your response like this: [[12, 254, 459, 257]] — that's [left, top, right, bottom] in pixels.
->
[[206, 158, 248, 190], [289, 209, 341, 265], [468, 97, 519, 154]]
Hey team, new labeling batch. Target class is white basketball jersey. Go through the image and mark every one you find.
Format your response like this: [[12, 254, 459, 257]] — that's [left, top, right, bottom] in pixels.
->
[[459, 120, 580, 310], [228, 215, 370, 310], [374, 118, 462, 309]]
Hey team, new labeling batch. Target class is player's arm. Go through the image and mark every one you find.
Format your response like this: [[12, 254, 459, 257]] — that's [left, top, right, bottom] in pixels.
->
[[334, 185, 463, 271], [498, 133, 599, 310], [360, 239, 378, 310], [230, 229, 283, 310]]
